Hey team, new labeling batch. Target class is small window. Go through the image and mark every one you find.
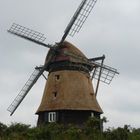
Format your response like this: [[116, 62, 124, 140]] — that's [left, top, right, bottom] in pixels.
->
[[48, 112, 56, 122], [55, 75, 60, 80], [53, 92, 57, 98], [91, 112, 94, 118], [90, 93, 94, 96]]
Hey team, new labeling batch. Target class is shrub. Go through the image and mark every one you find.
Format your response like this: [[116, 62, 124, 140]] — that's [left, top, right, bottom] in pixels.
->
[[0, 118, 140, 140]]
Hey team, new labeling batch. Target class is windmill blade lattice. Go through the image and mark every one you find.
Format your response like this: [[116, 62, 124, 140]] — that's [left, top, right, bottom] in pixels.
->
[[92, 62, 118, 84], [67, 0, 97, 37], [61, 0, 97, 43], [7, 67, 45, 116], [8, 23, 46, 42], [8, 23, 52, 48]]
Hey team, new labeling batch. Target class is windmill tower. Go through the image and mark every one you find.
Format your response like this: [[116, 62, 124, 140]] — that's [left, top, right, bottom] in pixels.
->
[[7, 0, 119, 126], [36, 41, 103, 125]]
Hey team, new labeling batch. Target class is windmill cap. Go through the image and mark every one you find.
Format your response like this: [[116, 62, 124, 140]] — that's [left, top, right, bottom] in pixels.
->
[[45, 41, 93, 72]]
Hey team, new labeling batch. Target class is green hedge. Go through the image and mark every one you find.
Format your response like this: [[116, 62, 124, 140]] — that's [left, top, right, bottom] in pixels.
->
[[0, 117, 140, 140]]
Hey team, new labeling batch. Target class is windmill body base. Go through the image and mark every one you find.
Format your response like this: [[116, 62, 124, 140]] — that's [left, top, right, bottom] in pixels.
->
[[37, 110, 101, 127]]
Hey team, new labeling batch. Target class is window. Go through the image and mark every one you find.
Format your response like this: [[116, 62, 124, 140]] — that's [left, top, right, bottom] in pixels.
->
[[91, 112, 94, 118], [48, 112, 56, 122], [55, 75, 60, 80], [52, 92, 57, 100], [90, 92, 94, 96], [53, 92, 57, 97]]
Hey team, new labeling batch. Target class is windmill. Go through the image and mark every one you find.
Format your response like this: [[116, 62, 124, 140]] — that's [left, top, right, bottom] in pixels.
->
[[7, 0, 119, 126]]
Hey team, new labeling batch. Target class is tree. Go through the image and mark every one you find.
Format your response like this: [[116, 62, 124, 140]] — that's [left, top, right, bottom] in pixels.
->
[[0, 122, 7, 139]]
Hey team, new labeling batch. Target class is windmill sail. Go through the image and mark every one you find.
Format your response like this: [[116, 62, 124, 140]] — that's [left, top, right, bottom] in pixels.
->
[[61, 0, 97, 43], [8, 23, 52, 48], [7, 67, 45, 116], [91, 62, 119, 84]]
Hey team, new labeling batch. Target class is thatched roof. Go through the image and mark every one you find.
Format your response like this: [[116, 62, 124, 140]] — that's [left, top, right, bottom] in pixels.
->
[[36, 41, 102, 114], [36, 70, 103, 114], [45, 41, 91, 66]]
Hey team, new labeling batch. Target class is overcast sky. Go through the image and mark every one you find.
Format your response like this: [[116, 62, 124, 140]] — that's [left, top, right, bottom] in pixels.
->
[[0, 0, 140, 128]]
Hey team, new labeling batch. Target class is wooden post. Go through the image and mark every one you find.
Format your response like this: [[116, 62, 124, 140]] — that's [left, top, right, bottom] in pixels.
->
[[95, 55, 105, 97]]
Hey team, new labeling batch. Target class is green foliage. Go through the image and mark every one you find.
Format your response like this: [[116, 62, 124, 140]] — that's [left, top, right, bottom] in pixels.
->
[[64, 124, 81, 140], [84, 117, 101, 140], [5, 123, 30, 140], [128, 128, 140, 140], [0, 122, 7, 139], [104, 126, 129, 140], [0, 118, 140, 140]]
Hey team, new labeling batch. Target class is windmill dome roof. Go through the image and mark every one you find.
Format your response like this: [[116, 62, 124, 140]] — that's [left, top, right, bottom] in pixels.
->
[[45, 41, 92, 71], [60, 41, 87, 58]]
